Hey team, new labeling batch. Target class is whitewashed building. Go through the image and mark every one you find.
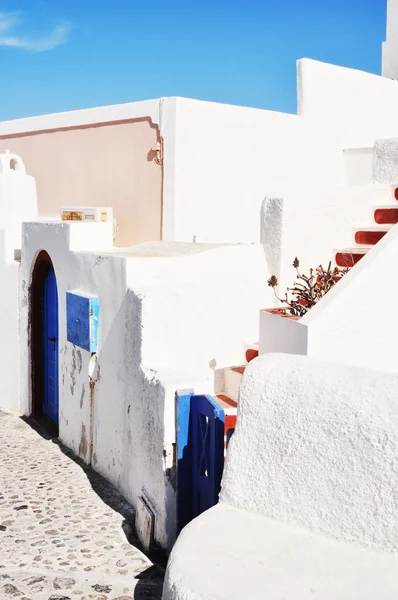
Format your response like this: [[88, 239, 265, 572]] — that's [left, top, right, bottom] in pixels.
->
[[0, 0, 397, 559]]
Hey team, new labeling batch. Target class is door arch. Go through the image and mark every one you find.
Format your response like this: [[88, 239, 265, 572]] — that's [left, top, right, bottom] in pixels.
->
[[30, 251, 59, 434]]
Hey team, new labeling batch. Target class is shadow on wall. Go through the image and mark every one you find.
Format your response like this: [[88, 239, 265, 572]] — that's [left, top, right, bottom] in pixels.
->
[[21, 415, 165, 594], [92, 289, 175, 553]]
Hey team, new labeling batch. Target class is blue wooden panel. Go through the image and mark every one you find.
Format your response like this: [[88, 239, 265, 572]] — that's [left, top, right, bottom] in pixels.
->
[[176, 389, 194, 533], [176, 392, 226, 533], [66, 291, 99, 352], [191, 395, 225, 520]]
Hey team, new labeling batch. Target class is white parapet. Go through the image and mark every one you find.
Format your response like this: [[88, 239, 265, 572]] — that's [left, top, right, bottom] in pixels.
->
[[259, 309, 308, 356], [163, 354, 398, 600]]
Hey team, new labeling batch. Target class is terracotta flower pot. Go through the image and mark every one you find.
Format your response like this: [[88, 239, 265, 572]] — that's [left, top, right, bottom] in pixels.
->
[[245, 348, 259, 363], [264, 307, 301, 321]]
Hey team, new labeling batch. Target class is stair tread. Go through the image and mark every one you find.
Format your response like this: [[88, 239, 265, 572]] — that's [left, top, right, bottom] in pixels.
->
[[230, 366, 245, 375], [354, 225, 393, 231], [336, 246, 372, 253], [373, 205, 398, 210], [215, 394, 238, 411]]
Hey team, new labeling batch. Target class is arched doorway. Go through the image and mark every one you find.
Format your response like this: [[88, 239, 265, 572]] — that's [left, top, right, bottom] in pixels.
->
[[30, 251, 59, 435]]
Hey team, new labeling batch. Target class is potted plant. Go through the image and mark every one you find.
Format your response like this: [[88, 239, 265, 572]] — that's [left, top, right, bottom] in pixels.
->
[[259, 258, 349, 355], [266, 257, 348, 318]]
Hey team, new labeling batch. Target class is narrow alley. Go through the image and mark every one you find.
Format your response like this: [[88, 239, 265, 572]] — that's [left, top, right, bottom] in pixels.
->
[[0, 411, 163, 600]]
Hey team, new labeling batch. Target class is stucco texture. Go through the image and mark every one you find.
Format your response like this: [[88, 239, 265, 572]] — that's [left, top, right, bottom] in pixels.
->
[[222, 354, 398, 551], [163, 354, 398, 600], [19, 223, 268, 551], [0, 118, 162, 247]]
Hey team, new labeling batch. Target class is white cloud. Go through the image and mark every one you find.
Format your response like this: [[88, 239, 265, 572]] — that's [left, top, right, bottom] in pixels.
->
[[0, 12, 71, 52]]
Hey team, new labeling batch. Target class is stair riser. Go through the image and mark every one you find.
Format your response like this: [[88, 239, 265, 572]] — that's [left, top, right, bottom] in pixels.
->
[[224, 368, 244, 403], [374, 208, 398, 225], [354, 231, 387, 245], [335, 252, 365, 268]]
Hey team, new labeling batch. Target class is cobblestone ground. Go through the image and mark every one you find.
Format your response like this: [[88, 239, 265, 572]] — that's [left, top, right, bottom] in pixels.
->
[[0, 412, 163, 600]]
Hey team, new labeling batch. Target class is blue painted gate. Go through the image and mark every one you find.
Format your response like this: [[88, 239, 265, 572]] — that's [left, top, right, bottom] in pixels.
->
[[43, 266, 59, 424], [177, 392, 225, 531]]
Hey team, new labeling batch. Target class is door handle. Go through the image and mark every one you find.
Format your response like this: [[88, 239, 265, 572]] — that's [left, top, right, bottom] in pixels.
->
[[48, 337, 56, 343]]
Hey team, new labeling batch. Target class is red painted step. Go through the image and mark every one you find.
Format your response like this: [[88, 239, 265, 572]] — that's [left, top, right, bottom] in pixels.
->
[[374, 207, 398, 224], [354, 230, 388, 245], [335, 249, 369, 268]]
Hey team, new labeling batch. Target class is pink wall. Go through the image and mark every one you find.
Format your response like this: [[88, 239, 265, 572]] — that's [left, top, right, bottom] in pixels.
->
[[0, 118, 162, 247]]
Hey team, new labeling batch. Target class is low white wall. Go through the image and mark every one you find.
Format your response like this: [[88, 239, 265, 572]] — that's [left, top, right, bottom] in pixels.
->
[[259, 311, 307, 356], [162, 97, 345, 244], [222, 354, 398, 551], [19, 226, 270, 551], [163, 354, 398, 600]]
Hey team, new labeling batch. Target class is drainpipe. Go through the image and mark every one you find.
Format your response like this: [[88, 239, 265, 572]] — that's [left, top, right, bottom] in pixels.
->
[[88, 352, 98, 465]]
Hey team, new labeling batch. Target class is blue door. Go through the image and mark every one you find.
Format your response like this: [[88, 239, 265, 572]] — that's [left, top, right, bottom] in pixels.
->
[[43, 266, 59, 424]]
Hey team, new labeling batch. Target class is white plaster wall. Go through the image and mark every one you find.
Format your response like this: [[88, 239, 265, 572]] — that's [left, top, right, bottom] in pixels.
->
[[298, 59, 398, 123], [19, 221, 115, 451], [19, 228, 270, 551], [162, 97, 345, 244], [386, 0, 398, 39], [261, 183, 390, 295], [95, 242, 270, 549], [222, 354, 398, 551], [259, 221, 398, 374], [123, 243, 269, 374], [301, 222, 398, 373], [164, 355, 398, 600], [163, 502, 398, 600]]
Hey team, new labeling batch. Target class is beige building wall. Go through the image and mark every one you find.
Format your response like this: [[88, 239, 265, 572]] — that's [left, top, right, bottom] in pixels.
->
[[0, 118, 162, 247]]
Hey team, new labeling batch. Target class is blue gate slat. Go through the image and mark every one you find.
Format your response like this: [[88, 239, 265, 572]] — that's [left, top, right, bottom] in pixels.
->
[[191, 395, 225, 520], [176, 389, 194, 533], [176, 392, 226, 533]]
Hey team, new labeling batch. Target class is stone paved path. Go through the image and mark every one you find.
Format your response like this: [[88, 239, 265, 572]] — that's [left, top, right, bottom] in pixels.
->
[[0, 412, 163, 600]]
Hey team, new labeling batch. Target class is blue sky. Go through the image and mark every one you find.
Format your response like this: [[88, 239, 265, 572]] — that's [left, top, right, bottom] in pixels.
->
[[0, 0, 386, 121]]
